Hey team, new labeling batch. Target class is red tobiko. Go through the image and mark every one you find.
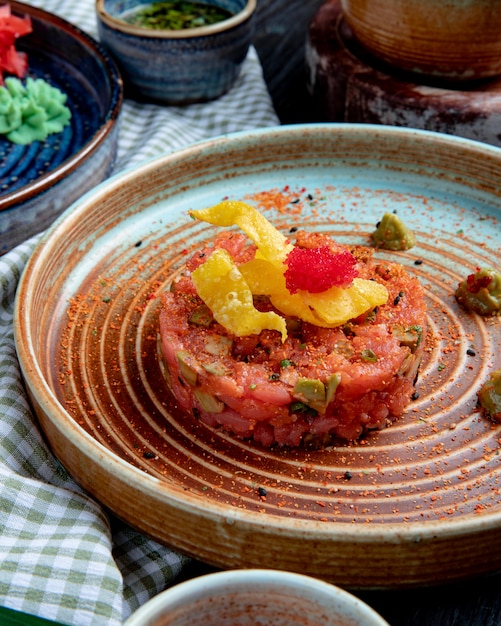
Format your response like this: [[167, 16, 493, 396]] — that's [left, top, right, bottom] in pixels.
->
[[0, 4, 32, 85], [284, 245, 358, 294]]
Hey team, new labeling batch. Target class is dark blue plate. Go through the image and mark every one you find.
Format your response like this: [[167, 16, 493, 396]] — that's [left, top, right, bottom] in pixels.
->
[[0, 1, 123, 253]]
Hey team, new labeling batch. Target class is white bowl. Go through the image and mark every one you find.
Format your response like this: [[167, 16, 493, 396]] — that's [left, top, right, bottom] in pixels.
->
[[124, 569, 390, 626]]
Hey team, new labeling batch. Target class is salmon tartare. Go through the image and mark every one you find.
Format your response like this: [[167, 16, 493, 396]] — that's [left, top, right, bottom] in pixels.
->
[[158, 201, 427, 447]]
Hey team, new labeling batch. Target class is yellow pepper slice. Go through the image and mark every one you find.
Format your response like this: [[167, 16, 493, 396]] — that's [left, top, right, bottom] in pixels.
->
[[189, 200, 293, 266], [191, 248, 287, 341]]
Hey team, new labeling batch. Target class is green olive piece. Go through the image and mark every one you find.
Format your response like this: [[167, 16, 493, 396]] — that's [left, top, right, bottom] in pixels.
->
[[292, 374, 341, 413], [293, 378, 326, 413], [194, 389, 225, 413], [176, 350, 199, 386]]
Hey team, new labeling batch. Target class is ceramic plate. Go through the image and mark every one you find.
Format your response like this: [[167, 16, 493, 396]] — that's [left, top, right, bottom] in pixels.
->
[[14, 124, 501, 588], [0, 1, 123, 253]]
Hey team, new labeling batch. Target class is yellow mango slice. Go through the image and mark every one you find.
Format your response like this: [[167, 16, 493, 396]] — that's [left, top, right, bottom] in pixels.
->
[[189, 200, 293, 266], [240, 258, 324, 325], [191, 248, 287, 341], [241, 259, 388, 327], [300, 278, 389, 326]]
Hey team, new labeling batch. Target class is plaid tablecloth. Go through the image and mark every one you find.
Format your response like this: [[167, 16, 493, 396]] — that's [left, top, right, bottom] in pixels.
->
[[0, 1, 279, 623]]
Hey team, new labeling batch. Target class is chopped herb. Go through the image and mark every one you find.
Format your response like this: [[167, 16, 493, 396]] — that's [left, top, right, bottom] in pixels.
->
[[280, 359, 295, 368], [438, 363, 446, 371], [250, 383, 257, 390], [361, 349, 377, 362], [122, 0, 233, 30], [268, 373, 280, 381], [102, 297, 111, 303]]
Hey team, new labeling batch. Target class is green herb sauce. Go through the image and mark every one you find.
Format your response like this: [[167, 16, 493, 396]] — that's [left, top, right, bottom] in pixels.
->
[[122, 1, 234, 30]]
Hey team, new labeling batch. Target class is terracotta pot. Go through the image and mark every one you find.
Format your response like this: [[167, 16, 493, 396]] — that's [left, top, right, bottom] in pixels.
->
[[340, 0, 501, 81]]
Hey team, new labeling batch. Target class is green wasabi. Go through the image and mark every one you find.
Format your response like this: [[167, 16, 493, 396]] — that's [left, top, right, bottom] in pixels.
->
[[455, 267, 501, 316], [372, 213, 416, 251], [0, 77, 71, 145]]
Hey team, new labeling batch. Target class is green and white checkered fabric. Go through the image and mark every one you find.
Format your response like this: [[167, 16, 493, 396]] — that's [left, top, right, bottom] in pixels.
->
[[0, 1, 279, 623]]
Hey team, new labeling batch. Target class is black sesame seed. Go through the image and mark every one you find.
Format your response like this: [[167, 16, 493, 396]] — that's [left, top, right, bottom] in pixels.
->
[[466, 348, 476, 357], [143, 451, 156, 459], [411, 391, 420, 400], [289, 226, 298, 233], [414, 259, 423, 265], [135, 240, 142, 247], [344, 471, 352, 480], [258, 486, 267, 497], [393, 291, 405, 306]]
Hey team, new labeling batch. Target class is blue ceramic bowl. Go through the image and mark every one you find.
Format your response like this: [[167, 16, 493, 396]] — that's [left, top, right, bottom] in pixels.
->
[[0, 1, 123, 255], [96, 0, 256, 104]]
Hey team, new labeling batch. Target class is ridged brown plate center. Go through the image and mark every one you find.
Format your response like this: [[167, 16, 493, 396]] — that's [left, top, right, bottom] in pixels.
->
[[53, 188, 501, 525]]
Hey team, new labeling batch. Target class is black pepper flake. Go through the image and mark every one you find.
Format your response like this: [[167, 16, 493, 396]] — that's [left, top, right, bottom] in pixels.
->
[[466, 348, 476, 357], [143, 451, 156, 459], [258, 486, 267, 497], [135, 240, 142, 247], [344, 471, 352, 480]]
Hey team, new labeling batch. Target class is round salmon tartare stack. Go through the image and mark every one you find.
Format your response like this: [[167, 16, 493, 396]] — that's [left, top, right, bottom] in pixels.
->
[[158, 201, 427, 447]]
